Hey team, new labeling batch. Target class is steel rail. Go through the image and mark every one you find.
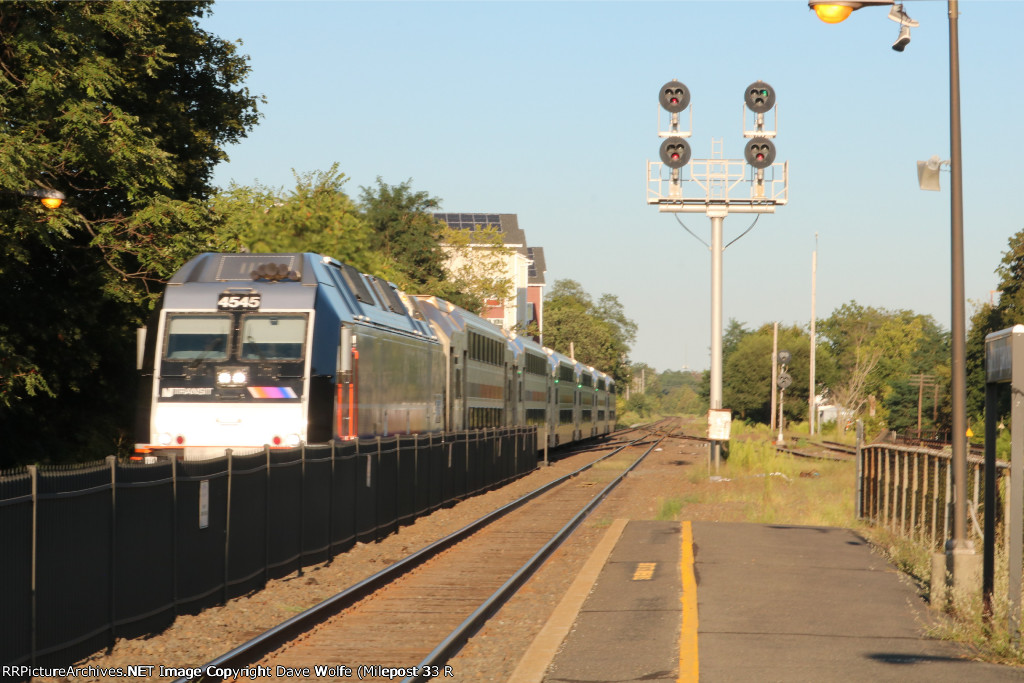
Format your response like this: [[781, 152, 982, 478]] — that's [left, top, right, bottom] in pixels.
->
[[173, 430, 657, 683], [404, 434, 667, 683]]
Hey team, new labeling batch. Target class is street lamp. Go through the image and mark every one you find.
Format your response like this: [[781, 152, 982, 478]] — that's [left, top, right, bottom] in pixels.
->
[[25, 188, 65, 209], [1, 187, 65, 209], [808, 0, 975, 598], [810, 1, 892, 24]]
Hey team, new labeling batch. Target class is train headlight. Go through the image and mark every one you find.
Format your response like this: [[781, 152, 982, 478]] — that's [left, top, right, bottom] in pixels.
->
[[285, 433, 301, 447], [216, 367, 249, 386], [158, 433, 173, 446]]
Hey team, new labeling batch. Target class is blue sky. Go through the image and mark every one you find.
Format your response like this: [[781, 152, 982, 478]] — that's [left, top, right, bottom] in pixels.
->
[[200, 0, 1021, 372]]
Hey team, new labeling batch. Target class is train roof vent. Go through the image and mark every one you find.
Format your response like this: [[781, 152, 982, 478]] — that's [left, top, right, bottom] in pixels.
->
[[209, 254, 303, 282]]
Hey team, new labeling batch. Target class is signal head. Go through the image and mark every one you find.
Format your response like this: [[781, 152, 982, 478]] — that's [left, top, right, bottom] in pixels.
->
[[744, 81, 776, 114], [744, 137, 776, 169], [659, 80, 690, 113], [659, 137, 692, 169]]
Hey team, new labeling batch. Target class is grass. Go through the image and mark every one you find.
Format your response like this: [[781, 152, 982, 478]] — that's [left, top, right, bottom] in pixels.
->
[[687, 438, 857, 528]]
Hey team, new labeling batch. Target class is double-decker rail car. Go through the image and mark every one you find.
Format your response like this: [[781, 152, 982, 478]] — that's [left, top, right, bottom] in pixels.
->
[[549, 350, 579, 447], [578, 364, 597, 438], [507, 332, 555, 447], [135, 253, 444, 460], [136, 252, 616, 461], [413, 296, 513, 431], [593, 369, 615, 437]]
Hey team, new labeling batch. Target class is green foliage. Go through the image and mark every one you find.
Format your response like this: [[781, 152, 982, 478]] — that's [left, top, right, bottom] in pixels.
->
[[358, 177, 447, 292], [966, 229, 1024, 420], [820, 301, 948, 430], [543, 279, 636, 386], [0, 1, 260, 465], [212, 165, 384, 275], [722, 323, 837, 424]]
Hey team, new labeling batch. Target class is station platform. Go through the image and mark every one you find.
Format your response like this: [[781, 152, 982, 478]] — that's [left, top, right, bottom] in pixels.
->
[[514, 520, 1024, 683]]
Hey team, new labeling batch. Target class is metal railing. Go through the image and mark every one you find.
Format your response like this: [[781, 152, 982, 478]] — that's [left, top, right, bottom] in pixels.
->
[[859, 442, 1009, 549]]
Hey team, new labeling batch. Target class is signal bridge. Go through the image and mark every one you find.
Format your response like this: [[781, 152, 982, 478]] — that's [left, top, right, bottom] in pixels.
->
[[646, 142, 789, 212]]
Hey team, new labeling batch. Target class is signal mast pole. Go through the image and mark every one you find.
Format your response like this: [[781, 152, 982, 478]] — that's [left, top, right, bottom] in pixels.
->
[[648, 81, 789, 470]]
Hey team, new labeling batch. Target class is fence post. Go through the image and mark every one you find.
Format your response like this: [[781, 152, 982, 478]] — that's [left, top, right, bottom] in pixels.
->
[[224, 449, 234, 605], [328, 440, 335, 562], [932, 455, 939, 548], [172, 456, 179, 612], [265, 445, 271, 587], [107, 455, 117, 647], [911, 453, 919, 541], [905, 450, 913, 536], [855, 421, 863, 519], [944, 463, 952, 545], [883, 448, 890, 528], [298, 442, 305, 577], [28, 464, 38, 666]]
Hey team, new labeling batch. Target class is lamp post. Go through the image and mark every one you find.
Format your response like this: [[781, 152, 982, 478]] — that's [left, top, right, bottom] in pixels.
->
[[808, 0, 975, 595]]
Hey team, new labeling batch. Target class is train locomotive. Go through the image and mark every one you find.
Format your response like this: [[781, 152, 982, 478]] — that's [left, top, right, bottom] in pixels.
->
[[134, 252, 616, 460]]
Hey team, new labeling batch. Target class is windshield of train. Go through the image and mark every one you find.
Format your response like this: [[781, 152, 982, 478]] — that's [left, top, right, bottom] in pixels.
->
[[240, 315, 307, 360], [164, 315, 231, 360]]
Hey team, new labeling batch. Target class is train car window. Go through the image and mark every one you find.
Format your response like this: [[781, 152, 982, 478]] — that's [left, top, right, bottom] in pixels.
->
[[164, 315, 231, 360], [525, 352, 546, 376], [559, 364, 574, 384], [240, 315, 307, 360]]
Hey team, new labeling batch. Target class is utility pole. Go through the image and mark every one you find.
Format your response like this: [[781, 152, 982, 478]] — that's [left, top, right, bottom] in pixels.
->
[[771, 322, 779, 433], [648, 80, 788, 472], [809, 233, 818, 435]]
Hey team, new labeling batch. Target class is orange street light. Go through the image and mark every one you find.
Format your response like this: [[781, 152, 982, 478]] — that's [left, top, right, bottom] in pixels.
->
[[809, 1, 893, 24], [23, 188, 65, 209]]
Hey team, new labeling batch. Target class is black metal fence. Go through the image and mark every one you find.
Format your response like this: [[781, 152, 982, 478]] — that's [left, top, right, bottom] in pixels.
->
[[0, 427, 537, 669]]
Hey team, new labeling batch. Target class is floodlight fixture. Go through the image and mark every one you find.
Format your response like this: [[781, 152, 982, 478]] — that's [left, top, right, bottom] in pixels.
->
[[917, 155, 949, 191]]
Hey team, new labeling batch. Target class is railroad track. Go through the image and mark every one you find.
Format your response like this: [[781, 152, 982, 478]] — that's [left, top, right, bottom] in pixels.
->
[[774, 439, 857, 462], [174, 423, 672, 683]]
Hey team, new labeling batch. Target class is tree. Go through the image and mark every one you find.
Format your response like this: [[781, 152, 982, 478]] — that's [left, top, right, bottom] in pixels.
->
[[213, 166, 384, 275], [819, 301, 944, 428], [966, 228, 1024, 418], [0, 2, 260, 465], [656, 369, 707, 416], [722, 323, 836, 424], [542, 279, 635, 386], [358, 178, 447, 292]]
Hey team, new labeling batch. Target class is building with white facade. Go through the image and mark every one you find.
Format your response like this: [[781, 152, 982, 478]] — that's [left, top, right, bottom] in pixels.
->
[[433, 213, 546, 341]]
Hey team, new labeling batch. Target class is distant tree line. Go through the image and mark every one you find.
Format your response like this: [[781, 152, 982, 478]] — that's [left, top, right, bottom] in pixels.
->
[[622, 305, 952, 437]]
